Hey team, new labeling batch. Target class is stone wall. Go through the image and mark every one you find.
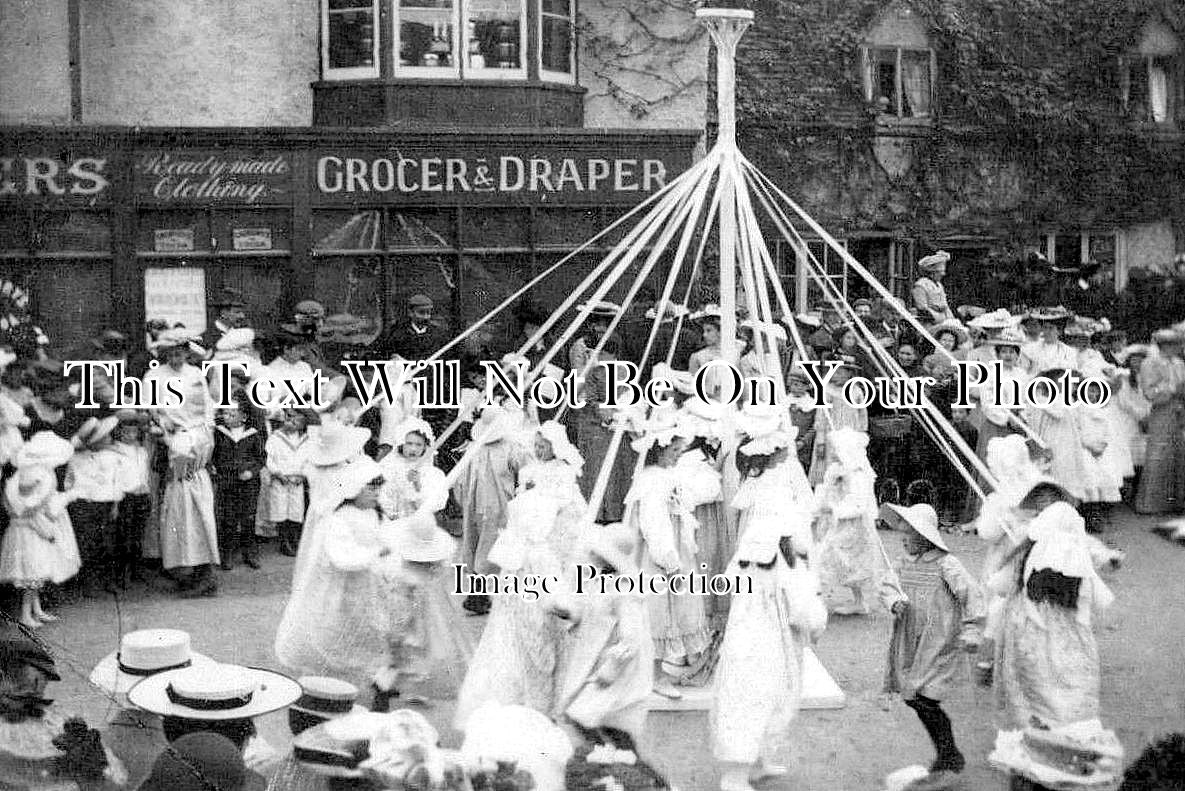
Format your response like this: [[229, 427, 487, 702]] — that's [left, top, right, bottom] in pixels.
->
[[0, 0, 71, 125], [78, 0, 317, 126]]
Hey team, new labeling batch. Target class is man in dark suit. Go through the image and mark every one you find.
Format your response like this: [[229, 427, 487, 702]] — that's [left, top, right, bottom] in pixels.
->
[[201, 287, 248, 354]]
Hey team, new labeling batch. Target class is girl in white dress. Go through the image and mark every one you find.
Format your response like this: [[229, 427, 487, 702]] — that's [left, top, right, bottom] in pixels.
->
[[264, 408, 313, 557], [0, 432, 80, 628], [454, 420, 586, 729], [712, 454, 827, 791]]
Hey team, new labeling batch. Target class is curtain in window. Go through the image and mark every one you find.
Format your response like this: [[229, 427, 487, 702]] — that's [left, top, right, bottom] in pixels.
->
[[1149, 62, 1169, 122], [902, 52, 931, 117]]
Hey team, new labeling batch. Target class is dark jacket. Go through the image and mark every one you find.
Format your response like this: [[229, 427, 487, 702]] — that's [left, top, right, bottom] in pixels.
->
[[211, 427, 265, 482]]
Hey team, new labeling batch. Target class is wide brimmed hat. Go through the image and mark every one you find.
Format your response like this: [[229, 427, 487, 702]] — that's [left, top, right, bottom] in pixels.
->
[[576, 300, 622, 319], [91, 329, 128, 355], [289, 676, 367, 735], [1017, 478, 1078, 510], [73, 415, 120, 449], [215, 327, 257, 354], [677, 396, 734, 440], [328, 457, 384, 505], [138, 732, 248, 791], [150, 328, 205, 356], [89, 629, 215, 697], [1114, 343, 1151, 364], [628, 403, 692, 454], [736, 401, 794, 455], [15, 431, 74, 469], [585, 522, 639, 576], [956, 304, 986, 320], [1152, 328, 1182, 345], [969, 308, 1020, 331], [987, 327, 1027, 348], [1062, 318, 1096, 338], [740, 318, 787, 342], [917, 250, 951, 271], [1026, 305, 1072, 323], [932, 319, 969, 348], [795, 311, 823, 328], [114, 408, 151, 427], [308, 425, 372, 467], [690, 303, 723, 321], [393, 417, 435, 447], [879, 503, 949, 552], [397, 513, 456, 563], [127, 663, 301, 721]]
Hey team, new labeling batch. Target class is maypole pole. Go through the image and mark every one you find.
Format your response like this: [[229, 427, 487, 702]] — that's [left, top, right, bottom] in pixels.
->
[[697, 5, 752, 367]]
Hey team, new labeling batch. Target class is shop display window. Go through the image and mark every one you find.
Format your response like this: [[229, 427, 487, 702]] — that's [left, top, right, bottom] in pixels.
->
[[322, 0, 381, 79], [388, 209, 456, 249], [36, 211, 111, 255], [313, 210, 383, 252], [459, 252, 531, 330], [222, 263, 287, 331], [385, 255, 457, 332], [460, 207, 529, 249], [25, 260, 112, 352], [535, 207, 601, 249]]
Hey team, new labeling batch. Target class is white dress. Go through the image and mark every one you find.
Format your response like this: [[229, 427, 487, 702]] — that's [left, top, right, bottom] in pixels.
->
[[274, 504, 399, 678], [0, 474, 80, 588], [455, 459, 586, 730], [265, 431, 310, 523], [145, 363, 219, 569]]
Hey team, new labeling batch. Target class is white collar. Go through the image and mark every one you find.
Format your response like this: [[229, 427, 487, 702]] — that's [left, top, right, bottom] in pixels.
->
[[216, 425, 257, 441]]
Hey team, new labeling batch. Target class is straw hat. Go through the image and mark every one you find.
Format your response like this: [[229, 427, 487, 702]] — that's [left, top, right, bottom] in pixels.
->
[[307, 425, 371, 467], [691, 303, 723, 321], [1063, 318, 1095, 338], [677, 396, 733, 440], [397, 513, 456, 563], [969, 308, 1020, 331], [114, 408, 151, 427], [295, 300, 327, 320], [214, 327, 257, 355], [73, 415, 119, 449], [289, 676, 367, 736], [1026, 305, 1072, 323], [15, 431, 73, 469], [986, 327, 1026, 348], [327, 457, 384, 504], [89, 629, 214, 697], [127, 663, 301, 721], [651, 362, 697, 396], [318, 314, 377, 345], [736, 401, 793, 455], [932, 319, 969, 348], [795, 311, 823, 328], [879, 503, 949, 553], [585, 522, 639, 576]]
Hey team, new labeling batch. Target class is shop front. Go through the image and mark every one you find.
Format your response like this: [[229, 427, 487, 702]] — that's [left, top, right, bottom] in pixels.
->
[[0, 127, 698, 351]]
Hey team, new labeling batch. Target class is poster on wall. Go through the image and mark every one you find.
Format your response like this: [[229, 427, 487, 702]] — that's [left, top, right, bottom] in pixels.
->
[[154, 228, 195, 253], [232, 227, 273, 251], [144, 267, 207, 335]]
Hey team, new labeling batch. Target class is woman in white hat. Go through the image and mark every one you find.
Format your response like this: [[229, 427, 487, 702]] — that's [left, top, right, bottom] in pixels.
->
[[1020, 307, 1077, 375], [143, 328, 219, 597], [456, 420, 586, 726], [1, 432, 80, 628], [911, 251, 954, 326], [275, 457, 396, 684], [813, 428, 891, 616], [623, 416, 708, 699]]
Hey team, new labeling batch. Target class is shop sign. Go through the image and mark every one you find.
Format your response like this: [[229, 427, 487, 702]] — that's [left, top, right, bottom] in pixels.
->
[[144, 268, 207, 334], [0, 155, 110, 204], [136, 150, 291, 205], [154, 228, 195, 253], [311, 146, 690, 205], [232, 227, 273, 251]]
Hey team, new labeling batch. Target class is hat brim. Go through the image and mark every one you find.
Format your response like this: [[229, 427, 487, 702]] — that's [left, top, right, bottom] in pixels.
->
[[879, 503, 949, 552], [126, 666, 301, 721], [1018, 479, 1078, 510], [89, 651, 216, 697]]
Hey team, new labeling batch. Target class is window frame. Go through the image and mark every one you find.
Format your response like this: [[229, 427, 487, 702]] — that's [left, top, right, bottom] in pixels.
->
[[321, 0, 382, 81], [1039, 230, 1123, 290], [394, 0, 462, 79], [393, 0, 530, 81], [538, 0, 576, 85], [861, 44, 937, 121]]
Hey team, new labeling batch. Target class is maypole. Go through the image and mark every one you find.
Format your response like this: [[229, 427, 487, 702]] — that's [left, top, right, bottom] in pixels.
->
[[697, 6, 753, 367]]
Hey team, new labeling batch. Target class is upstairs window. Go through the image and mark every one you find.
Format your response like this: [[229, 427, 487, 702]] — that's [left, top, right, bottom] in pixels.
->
[[321, 0, 381, 80], [861, 6, 935, 120], [321, 0, 573, 83], [1121, 19, 1183, 124]]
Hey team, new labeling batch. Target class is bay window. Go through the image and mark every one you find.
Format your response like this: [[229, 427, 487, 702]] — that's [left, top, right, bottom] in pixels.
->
[[323, 0, 573, 82]]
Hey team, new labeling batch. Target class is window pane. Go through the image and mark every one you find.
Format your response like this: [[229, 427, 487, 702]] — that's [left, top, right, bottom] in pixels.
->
[[386, 255, 456, 334], [901, 50, 931, 117], [535, 209, 600, 247], [1149, 58, 1170, 122], [313, 210, 382, 252], [388, 209, 455, 249], [874, 49, 898, 115], [1054, 234, 1082, 267], [460, 253, 531, 330], [460, 208, 529, 248], [328, 0, 376, 70], [541, 0, 572, 74], [468, 0, 522, 70], [27, 260, 111, 353], [399, 0, 457, 68], [1088, 234, 1116, 267], [315, 255, 384, 320], [36, 212, 110, 253], [222, 263, 287, 330], [138, 210, 210, 253]]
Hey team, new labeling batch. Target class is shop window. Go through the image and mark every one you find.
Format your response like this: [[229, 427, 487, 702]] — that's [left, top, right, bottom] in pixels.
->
[[0, 213, 30, 255], [861, 7, 935, 120], [459, 207, 529, 249], [1121, 19, 1182, 124], [322, 0, 381, 79], [137, 211, 212, 255], [385, 255, 456, 332], [535, 208, 601, 248], [23, 260, 112, 353], [539, 0, 574, 82], [388, 209, 456, 249], [222, 263, 287, 330], [35, 212, 111, 255], [459, 253, 531, 329], [313, 210, 382, 252], [1039, 231, 1119, 287], [315, 256, 385, 320]]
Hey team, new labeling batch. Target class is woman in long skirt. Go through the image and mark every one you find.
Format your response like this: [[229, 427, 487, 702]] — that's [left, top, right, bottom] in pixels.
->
[[1134, 330, 1185, 515], [573, 339, 636, 523]]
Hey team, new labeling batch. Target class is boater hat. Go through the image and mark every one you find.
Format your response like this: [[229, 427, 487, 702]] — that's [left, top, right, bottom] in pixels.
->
[[879, 502, 949, 553], [89, 629, 214, 697], [306, 424, 371, 467], [72, 415, 120, 449], [289, 676, 367, 736], [127, 663, 301, 721]]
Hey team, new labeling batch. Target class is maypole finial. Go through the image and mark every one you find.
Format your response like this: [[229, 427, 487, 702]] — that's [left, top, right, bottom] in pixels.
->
[[696, 6, 753, 149]]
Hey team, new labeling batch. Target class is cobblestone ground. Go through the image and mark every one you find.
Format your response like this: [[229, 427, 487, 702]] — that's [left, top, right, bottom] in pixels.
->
[[13, 505, 1185, 791]]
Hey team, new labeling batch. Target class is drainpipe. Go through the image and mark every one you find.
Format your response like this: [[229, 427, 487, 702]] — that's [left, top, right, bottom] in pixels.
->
[[68, 0, 81, 122]]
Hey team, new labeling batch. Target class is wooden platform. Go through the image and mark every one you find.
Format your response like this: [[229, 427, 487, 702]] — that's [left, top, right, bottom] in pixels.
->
[[646, 648, 846, 712]]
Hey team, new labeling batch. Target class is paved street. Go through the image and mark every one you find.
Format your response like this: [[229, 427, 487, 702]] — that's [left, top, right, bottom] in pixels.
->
[[20, 506, 1185, 791]]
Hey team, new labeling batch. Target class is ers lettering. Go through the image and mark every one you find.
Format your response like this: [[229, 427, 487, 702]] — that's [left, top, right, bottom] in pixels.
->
[[0, 156, 109, 197]]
